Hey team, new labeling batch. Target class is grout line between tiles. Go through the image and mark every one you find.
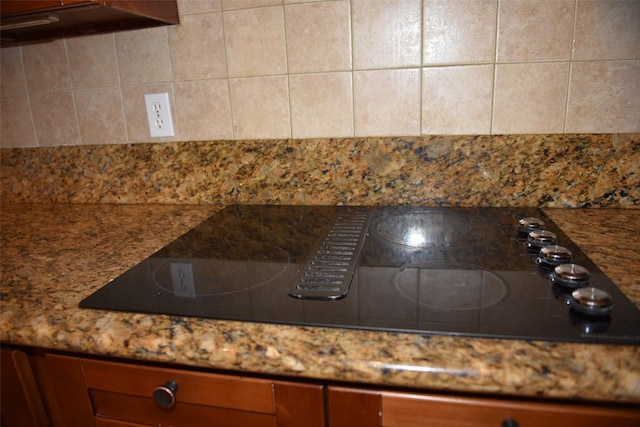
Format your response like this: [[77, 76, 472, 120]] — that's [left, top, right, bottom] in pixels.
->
[[563, 0, 580, 134]]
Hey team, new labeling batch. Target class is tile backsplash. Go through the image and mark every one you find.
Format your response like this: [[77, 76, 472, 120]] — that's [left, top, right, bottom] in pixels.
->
[[1, 0, 639, 148]]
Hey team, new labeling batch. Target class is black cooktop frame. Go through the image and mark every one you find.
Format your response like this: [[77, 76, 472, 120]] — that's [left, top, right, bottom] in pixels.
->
[[80, 206, 640, 345]]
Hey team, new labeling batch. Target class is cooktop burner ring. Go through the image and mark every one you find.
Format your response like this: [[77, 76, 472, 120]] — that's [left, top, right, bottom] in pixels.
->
[[151, 241, 291, 297], [392, 261, 509, 311], [374, 211, 496, 249]]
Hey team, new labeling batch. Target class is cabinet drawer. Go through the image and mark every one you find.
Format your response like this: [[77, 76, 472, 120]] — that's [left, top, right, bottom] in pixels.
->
[[381, 392, 640, 427], [95, 417, 155, 427], [91, 389, 275, 427], [82, 358, 277, 426]]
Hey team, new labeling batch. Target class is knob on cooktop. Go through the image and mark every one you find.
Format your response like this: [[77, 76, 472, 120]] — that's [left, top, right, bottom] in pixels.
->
[[550, 263, 590, 288], [570, 287, 614, 317], [518, 217, 545, 233], [537, 245, 573, 267], [527, 230, 557, 251]]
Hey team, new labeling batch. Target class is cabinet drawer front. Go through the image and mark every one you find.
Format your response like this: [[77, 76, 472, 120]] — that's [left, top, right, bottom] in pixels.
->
[[381, 392, 640, 427], [95, 417, 152, 427], [82, 359, 275, 414], [92, 389, 277, 427]]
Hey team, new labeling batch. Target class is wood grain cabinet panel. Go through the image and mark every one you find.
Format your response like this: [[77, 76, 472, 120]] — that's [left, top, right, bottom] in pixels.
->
[[327, 386, 381, 427], [274, 381, 325, 427], [0, 348, 48, 427], [81, 358, 325, 427], [381, 391, 640, 427], [28, 352, 95, 427], [0, 1, 89, 15], [94, 418, 150, 427], [326, 386, 640, 427], [0, 0, 178, 46]]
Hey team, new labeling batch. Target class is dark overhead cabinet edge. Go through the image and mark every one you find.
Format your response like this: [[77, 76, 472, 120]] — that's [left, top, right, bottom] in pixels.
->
[[0, 0, 179, 47]]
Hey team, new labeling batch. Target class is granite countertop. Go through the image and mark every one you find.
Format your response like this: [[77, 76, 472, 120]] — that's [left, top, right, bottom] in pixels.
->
[[1, 203, 639, 404]]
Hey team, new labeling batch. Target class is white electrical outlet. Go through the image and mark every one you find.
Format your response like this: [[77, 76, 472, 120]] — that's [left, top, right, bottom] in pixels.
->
[[144, 92, 175, 137]]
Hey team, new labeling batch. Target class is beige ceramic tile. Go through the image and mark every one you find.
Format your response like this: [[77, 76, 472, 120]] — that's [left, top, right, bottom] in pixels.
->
[[285, 1, 351, 73], [352, 0, 421, 69], [354, 68, 421, 136], [22, 39, 71, 93], [222, 0, 282, 9], [497, 0, 574, 62], [169, 12, 227, 81], [0, 47, 26, 97], [289, 72, 353, 138], [122, 84, 178, 143], [493, 62, 569, 134], [0, 95, 36, 148], [66, 33, 119, 88], [30, 91, 81, 146], [422, 65, 493, 135], [573, 0, 640, 60], [566, 60, 640, 133], [286, 0, 341, 3], [174, 80, 233, 140], [115, 27, 173, 85], [178, 0, 222, 15], [223, 6, 287, 77], [423, 0, 497, 65], [75, 87, 127, 145], [229, 76, 290, 139]]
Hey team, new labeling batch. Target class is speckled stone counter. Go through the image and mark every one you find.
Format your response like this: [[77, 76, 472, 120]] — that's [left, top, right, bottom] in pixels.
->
[[1, 203, 639, 403], [1, 134, 638, 208]]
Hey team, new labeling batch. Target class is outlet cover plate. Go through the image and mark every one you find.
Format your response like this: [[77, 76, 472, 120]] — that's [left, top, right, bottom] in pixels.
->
[[144, 92, 175, 137]]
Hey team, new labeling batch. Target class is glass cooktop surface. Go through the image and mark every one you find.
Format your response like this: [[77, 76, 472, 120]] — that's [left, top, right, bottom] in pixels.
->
[[80, 206, 640, 345]]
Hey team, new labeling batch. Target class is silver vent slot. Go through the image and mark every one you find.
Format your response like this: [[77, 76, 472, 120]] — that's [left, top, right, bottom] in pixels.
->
[[288, 210, 370, 300]]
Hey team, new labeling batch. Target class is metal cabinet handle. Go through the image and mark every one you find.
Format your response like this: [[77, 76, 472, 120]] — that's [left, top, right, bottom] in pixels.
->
[[153, 380, 179, 408]]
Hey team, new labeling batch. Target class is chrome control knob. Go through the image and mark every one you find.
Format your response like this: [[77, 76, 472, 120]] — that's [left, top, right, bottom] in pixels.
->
[[550, 264, 590, 288], [154, 380, 179, 408], [537, 245, 572, 267], [518, 217, 545, 233], [527, 230, 557, 251]]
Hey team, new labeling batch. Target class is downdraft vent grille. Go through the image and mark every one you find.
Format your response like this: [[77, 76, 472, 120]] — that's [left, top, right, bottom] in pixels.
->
[[288, 210, 370, 300]]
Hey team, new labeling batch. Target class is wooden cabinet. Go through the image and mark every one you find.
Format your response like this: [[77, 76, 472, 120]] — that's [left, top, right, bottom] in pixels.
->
[[0, 348, 48, 427], [327, 386, 640, 427], [81, 358, 324, 427], [0, 0, 179, 46], [0, 1, 86, 15], [3, 346, 640, 427], [29, 352, 95, 427]]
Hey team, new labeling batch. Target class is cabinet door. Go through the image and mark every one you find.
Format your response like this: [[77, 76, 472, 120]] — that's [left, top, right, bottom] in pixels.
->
[[327, 386, 381, 427], [274, 381, 325, 427], [0, 1, 87, 15], [0, 348, 48, 427], [1, 1, 61, 15], [381, 391, 640, 427], [0, 0, 178, 46], [29, 352, 95, 427]]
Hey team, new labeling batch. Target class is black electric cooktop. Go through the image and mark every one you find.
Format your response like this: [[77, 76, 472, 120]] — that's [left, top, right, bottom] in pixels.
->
[[80, 206, 640, 345]]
